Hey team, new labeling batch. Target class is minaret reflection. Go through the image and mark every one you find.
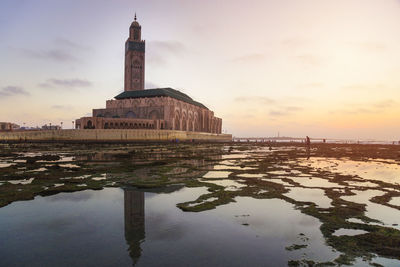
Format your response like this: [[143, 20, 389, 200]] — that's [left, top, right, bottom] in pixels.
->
[[124, 189, 145, 265]]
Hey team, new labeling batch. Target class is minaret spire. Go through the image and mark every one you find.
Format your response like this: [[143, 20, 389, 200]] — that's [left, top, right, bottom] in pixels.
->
[[125, 13, 145, 91]]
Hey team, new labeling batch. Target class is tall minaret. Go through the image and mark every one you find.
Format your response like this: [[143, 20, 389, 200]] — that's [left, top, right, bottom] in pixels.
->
[[124, 14, 145, 91]]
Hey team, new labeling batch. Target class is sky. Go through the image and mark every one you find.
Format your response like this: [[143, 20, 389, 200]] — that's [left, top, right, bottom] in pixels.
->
[[1, 0, 400, 140]]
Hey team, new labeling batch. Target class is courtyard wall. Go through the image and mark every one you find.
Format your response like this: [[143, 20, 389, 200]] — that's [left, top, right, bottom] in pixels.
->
[[0, 129, 232, 142]]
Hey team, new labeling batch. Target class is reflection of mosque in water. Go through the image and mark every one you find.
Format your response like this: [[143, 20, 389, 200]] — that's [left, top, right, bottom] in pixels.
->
[[123, 185, 187, 265], [123, 153, 220, 264], [124, 190, 145, 265]]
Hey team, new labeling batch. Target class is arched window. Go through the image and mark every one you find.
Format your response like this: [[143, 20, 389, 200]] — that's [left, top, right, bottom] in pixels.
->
[[175, 115, 180, 130], [149, 110, 159, 120], [126, 111, 137, 118]]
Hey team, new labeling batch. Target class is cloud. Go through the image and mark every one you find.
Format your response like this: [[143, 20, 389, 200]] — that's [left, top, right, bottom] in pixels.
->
[[54, 38, 90, 51], [148, 41, 186, 54], [298, 82, 324, 89], [349, 42, 387, 52], [286, 106, 303, 112], [51, 105, 74, 111], [331, 99, 396, 115], [234, 96, 275, 105], [39, 79, 92, 88], [373, 100, 396, 109], [0, 86, 30, 97], [281, 38, 309, 48], [147, 41, 187, 66], [341, 83, 387, 91], [21, 48, 78, 62], [232, 53, 265, 63], [269, 110, 286, 116], [294, 54, 321, 66], [269, 106, 303, 117]]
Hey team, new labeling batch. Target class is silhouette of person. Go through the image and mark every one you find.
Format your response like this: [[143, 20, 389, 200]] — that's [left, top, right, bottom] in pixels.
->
[[305, 136, 311, 159]]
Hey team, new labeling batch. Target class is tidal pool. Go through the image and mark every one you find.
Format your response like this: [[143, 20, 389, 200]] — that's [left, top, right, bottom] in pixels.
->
[[291, 176, 345, 188], [388, 196, 400, 206], [342, 190, 400, 229], [332, 229, 369, 236], [203, 171, 232, 179], [1, 142, 400, 266], [300, 157, 400, 184], [199, 179, 246, 191], [0, 187, 338, 266], [284, 187, 332, 209]]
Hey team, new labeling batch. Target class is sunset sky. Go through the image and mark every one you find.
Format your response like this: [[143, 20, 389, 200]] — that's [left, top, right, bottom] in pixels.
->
[[1, 0, 400, 140]]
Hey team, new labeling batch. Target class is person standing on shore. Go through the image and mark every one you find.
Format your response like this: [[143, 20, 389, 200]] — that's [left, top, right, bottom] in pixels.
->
[[305, 136, 311, 159], [306, 136, 311, 148]]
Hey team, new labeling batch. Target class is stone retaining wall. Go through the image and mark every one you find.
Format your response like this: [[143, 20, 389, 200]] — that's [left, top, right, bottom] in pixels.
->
[[0, 129, 232, 142]]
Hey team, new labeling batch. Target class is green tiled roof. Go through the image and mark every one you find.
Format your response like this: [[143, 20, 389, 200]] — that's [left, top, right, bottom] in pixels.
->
[[114, 88, 208, 109]]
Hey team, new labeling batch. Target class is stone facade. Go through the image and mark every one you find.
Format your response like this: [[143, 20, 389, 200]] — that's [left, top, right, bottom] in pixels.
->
[[0, 129, 232, 142], [75, 15, 222, 134], [125, 14, 145, 91], [77, 94, 222, 133]]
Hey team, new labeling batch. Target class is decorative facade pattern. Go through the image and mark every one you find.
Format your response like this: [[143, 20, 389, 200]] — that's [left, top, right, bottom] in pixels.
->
[[75, 15, 222, 134]]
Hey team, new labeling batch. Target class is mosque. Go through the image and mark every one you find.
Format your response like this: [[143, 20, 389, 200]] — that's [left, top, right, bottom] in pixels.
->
[[75, 15, 222, 134]]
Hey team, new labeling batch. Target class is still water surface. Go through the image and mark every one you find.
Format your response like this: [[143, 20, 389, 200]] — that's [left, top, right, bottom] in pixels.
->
[[0, 186, 339, 266], [2, 143, 400, 266]]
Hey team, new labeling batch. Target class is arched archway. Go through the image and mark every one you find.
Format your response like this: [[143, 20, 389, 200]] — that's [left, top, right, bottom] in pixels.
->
[[181, 115, 187, 131], [126, 111, 137, 118], [148, 110, 159, 120], [174, 115, 180, 130]]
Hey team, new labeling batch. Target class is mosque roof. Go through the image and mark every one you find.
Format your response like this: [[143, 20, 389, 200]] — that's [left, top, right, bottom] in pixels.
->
[[114, 88, 208, 109]]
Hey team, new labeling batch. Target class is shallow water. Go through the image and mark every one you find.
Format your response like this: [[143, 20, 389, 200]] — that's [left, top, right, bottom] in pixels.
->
[[388, 197, 400, 206], [203, 171, 232, 179], [342, 190, 400, 229], [0, 187, 338, 266], [332, 229, 368, 236], [1, 143, 400, 266], [199, 179, 246, 191], [291, 176, 345, 188], [284, 187, 332, 209], [301, 157, 400, 184]]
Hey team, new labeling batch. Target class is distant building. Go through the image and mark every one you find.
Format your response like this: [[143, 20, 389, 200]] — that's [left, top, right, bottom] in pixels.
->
[[76, 15, 222, 134], [41, 124, 61, 130], [0, 122, 20, 131]]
